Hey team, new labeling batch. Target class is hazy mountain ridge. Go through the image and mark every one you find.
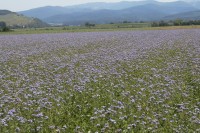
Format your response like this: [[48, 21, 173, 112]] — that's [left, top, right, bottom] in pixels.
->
[[19, 0, 200, 25], [164, 10, 200, 20], [19, 6, 95, 19], [64, 0, 159, 10], [20, 0, 159, 18]]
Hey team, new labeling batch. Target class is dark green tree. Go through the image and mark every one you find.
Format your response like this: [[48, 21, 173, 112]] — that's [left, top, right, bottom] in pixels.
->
[[159, 20, 169, 26], [85, 22, 95, 28], [173, 19, 183, 26], [151, 22, 159, 27], [0, 21, 6, 28], [0, 22, 10, 32]]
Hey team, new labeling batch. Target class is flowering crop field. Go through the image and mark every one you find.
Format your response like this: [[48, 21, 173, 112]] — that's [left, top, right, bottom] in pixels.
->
[[0, 29, 199, 132]]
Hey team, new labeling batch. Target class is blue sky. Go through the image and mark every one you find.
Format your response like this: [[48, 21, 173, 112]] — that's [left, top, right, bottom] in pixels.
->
[[0, 0, 177, 11]]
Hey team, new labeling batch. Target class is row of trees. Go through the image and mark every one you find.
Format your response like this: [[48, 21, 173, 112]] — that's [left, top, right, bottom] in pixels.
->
[[85, 22, 95, 27], [0, 21, 10, 32], [151, 19, 200, 27], [84, 19, 200, 28]]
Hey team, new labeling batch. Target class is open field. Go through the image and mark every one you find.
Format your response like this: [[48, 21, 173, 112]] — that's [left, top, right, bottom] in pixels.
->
[[1, 24, 200, 35], [0, 29, 200, 132]]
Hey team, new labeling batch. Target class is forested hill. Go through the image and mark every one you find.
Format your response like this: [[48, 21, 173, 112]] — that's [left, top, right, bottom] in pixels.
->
[[0, 10, 49, 28]]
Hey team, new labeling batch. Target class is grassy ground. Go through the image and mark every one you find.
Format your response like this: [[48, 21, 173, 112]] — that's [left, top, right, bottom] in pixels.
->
[[1, 24, 200, 35]]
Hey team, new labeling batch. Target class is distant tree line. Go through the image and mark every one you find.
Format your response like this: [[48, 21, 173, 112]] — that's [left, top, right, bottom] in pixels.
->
[[0, 21, 10, 32], [109, 21, 146, 24], [85, 22, 95, 27], [85, 21, 143, 27], [151, 19, 200, 27]]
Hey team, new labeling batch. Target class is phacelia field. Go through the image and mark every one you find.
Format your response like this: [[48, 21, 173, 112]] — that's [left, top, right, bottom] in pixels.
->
[[0, 30, 199, 132]]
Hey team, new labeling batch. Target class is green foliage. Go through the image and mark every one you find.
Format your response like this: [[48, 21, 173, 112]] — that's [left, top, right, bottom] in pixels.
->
[[122, 21, 131, 23], [62, 27, 67, 30], [85, 22, 96, 27], [0, 21, 6, 27], [152, 19, 200, 27], [2, 26, 10, 32], [151, 20, 169, 27], [151, 22, 159, 27], [173, 19, 183, 26], [0, 34, 199, 132], [0, 21, 10, 32]]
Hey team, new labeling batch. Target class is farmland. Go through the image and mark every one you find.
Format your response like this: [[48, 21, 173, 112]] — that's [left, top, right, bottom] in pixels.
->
[[1, 24, 200, 35], [0, 29, 199, 132]]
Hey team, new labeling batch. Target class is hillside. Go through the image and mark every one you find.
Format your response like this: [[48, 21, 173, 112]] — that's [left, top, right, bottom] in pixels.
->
[[164, 10, 200, 20], [0, 10, 49, 28], [0, 10, 13, 15]]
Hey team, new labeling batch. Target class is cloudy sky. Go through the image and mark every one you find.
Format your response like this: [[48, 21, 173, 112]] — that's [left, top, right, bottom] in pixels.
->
[[1, 0, 178, 11]]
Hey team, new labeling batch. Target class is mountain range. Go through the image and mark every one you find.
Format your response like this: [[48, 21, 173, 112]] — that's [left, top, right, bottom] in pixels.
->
[[19, 0, 200, 25]]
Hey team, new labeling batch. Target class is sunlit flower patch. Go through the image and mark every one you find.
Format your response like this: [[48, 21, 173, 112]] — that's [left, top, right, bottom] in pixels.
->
[[0, 30, 199, 132]]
